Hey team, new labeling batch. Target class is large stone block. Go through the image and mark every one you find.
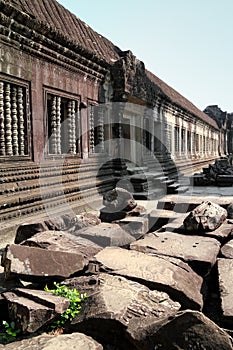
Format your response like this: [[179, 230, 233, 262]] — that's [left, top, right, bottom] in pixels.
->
[[0, 333, 103, 349], [131, 310, 233, 350], [183, 201, 227, 231], [93, 247, 203, 310], [130, 232, 220, 276], [1, 244, 88, 280], [77, 222, 137, 247], [63, 273, 180, 349], [218, 258, 233, 327], [22, 230, 102, 258], [2, 288, 70, 333], [221, 240, 233, 258]]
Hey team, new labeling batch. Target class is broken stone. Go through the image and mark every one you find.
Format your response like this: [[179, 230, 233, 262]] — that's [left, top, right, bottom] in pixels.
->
[[63, 273, 180, 348], [76, 222, 137, 247], [1, 244, 88, 281], [163, 219, 233, 242], [2, 288, 70, 333], [218, 258, 233, 327], [73, 212, 101, 230], [130, 232, 220, 276], [102, 187, 137, 212], [21, 230, 102, 258], [44, 214, 77, 231], [0, 333, 103, 349], [183, 201, 227, 231], [227, 202, 233, 219], [131, 310, 233, 350], [221, 240, 233, 258], [116, 216, 149, 239], [93, 247, 203, 310], [15, 221, 49, 244], [149, 209, 181, 231]]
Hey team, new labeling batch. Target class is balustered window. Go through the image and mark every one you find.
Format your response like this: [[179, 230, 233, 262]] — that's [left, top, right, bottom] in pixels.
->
[[0, 79, 29, 157], [47, 93, 80, 155], [187, 130, 191, 152]]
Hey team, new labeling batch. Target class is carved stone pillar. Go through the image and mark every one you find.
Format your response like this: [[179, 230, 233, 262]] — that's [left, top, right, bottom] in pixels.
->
[[0, 82, 5, 156]]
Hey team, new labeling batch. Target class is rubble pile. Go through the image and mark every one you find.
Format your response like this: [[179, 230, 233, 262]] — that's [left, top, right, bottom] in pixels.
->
[[192, 158, 233, 186], [1, 198, 233, 349]]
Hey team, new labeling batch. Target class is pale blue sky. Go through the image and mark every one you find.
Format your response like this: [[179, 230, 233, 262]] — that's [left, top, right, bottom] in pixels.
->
[[57, 0, 233, 112]]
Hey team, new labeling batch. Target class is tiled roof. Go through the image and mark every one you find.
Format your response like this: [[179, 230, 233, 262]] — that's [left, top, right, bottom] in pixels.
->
[[7, 0, 121, 64], [6, 0, 218, 129], [146, 70, 219, 129]]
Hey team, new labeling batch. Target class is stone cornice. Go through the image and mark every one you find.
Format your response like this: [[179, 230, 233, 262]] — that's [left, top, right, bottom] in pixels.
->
[[0, 2, 109, 80]]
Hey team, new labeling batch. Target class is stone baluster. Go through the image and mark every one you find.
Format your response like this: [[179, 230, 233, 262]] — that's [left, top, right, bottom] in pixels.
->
[[56, 96, 61, 154], [50, 96, 57, 154], [17, 87, 25, 155], [96, 105, 104, 152], [68, 100, 76, 154], [76, 104, 81, 154], [5, 83, 13, 156], [89, 105, 95, 153], [11, 86, 19, 155], [0, 82, 5, 156]]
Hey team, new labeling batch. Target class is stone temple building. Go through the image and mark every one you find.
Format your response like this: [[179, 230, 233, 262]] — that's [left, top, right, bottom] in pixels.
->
[[0, 0, 232, 234]]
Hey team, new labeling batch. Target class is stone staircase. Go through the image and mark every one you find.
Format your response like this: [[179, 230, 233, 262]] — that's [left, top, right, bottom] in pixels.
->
[[126, 152, 189, 199]]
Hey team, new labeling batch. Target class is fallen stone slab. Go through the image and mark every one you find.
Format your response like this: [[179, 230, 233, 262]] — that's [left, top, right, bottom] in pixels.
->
[[130, 232, 221, 276], [221, 240, 233, 258], [76, 222, 138, 247], [22, 230, 102, 258], [63, 273, 180, 349], [218, 258, 233, 327], [149, 209, 181, 231], [93, 247, 203, 310], [116, 216, 149, 239], [1, 244, 88, 281], [15, 221, 49, 244], [2, 288, 70, 333], [161, 219, 233, 242], [183, 201, 227, 232], [131, 310, 233, 350], [157, 195, 233, 213], [0, 333, 103, 349]]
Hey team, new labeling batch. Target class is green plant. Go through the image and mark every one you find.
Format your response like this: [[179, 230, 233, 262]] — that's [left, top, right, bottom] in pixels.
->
[[0, 320, 21, 343], [45, 282, 87, 330]]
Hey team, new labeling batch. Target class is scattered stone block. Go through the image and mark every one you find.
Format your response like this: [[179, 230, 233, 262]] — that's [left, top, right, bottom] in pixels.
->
[[77, 222, 137, 247], [116, 216, 148, 239], [1, 244, 88, 281], [93, 247, 203, 310], [2, 288, 70, 333], [22, 230, 102, 258], [15, 221, 49, 244], [218, 258, 233, 327], [221, 240, 233, 259], [131, 310, 233, 350], [149, 209, 180, 231], [63, 273, 180, 348], [0, 333, 103, 349], [130, 232, 220, 276], [183, 201, 227, 231]]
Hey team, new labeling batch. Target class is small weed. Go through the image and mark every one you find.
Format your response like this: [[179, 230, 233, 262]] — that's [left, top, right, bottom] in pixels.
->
[[0, 320, 21, 344], [45, 282, 87, 330]]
